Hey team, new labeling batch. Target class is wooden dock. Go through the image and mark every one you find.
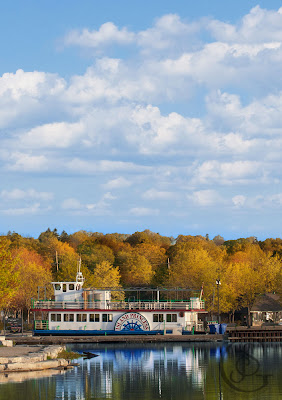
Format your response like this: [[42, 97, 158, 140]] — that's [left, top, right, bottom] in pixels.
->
[[6, 326, 282, 344], [9, 334, 224, 345], [227, 326, 282, 342]]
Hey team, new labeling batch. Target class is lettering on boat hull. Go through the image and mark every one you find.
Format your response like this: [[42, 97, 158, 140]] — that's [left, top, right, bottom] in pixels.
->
[[115, 312, 150, 331]]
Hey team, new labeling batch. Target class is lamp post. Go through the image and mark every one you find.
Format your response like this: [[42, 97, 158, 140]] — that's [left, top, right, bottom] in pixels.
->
[[216, 279, 221, 323]]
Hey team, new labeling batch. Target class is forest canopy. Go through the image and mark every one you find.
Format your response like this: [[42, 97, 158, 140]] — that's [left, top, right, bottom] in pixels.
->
[[1, 229, 281, 322]]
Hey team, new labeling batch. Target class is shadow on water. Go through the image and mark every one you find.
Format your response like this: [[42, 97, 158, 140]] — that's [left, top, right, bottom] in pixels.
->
[[0, 342, 281, 399]]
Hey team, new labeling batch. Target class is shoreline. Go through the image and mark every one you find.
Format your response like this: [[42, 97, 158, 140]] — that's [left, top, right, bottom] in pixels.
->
[[0, 344, 70, 373]]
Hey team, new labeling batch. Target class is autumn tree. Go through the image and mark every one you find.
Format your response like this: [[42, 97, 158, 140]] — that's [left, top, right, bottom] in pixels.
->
[[116, 250, 154, 286], [86, 261, 124, 301], [0, 238, 19, 312], [10, 247, 52, 322], [77, 239, 115, 271], [125, 230, 171, 249]]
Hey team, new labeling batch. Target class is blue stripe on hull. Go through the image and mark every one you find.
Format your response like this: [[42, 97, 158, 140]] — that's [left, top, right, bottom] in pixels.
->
[[33, 330, 164, 336]]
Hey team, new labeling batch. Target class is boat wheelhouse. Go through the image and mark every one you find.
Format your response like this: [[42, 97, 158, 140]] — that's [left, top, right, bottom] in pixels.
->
[[32, 267, 207, 336]]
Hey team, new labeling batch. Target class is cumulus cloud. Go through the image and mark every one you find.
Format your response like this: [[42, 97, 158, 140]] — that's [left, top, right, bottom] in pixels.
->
[[5, 152, 49, 172], [64, 22, 135, 48], [20, 121, 85, 149], [63, 14, 203, 54], [3, 7, 282, 235], [192, 160, 261, 184], [0, 188, 53, 201], [142, 188, 175, 200], [188, 190, 222, 206], [208, 6, 282, 43], [1, 203, 51, 216], [0, 69, 65, 100], [61, 192, 116, 216], [103, 177, 132, 189]]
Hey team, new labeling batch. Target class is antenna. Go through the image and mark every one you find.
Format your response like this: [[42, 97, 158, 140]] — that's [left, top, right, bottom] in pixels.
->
[[76, 257, 84, 286]]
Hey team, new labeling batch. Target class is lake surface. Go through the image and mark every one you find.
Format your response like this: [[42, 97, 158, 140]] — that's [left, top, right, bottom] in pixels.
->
[[0, 342, 281, 400]]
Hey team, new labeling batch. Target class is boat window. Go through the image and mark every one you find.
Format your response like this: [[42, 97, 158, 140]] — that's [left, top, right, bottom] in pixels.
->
[[102, 314, 107, 322], [82, 314, 87, 322], [69, 284, 74, 291], [166, 314, 177, 323], [69, 314, 74, 322], [89, 314, 100, 322], [63, 284, 67, 292], [159, 314, 164, 322], [57, 314, 61, 322], [55, 284, 61, 291], [77, 314, 82, 322], [153, 314, 158, 322], [64, 314, 69, 322], [51, 314, 56, 322], [108, 314, 113, 322]]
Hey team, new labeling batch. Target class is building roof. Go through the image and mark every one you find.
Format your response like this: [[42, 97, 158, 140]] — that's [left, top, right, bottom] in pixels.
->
[[251, 293, 282, 312]]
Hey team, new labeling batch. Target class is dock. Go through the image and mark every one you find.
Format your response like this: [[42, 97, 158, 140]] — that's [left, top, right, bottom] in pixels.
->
[[227, 326, 282, 342], [9, 334, 224, 345]]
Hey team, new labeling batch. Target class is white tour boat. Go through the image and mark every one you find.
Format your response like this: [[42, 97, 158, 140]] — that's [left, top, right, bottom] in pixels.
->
[[32, 265, 207, 336]]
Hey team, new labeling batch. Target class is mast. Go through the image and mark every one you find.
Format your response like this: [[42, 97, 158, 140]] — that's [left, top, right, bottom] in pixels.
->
[[76, 257, 84, 286]]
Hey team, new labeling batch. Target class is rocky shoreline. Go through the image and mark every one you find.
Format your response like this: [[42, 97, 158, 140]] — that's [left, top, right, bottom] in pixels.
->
[[0, 344, 70, 372]]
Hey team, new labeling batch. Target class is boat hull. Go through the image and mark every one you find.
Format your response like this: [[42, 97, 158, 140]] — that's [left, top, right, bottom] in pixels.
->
[[33, 329, 164, 336]]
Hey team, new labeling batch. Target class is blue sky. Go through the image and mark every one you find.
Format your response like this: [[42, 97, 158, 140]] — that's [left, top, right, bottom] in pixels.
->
[[1, 1, 282, 240]]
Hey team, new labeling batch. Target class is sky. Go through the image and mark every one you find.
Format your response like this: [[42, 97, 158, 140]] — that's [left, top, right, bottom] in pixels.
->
[[1, 0, 282, 240]]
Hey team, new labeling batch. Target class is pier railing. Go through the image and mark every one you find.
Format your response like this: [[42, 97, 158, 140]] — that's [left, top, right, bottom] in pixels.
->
[[31, 299, 205, 311]]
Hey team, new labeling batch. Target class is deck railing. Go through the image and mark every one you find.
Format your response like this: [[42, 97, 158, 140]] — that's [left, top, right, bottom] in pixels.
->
[[31, 299, 205, 311], [34, 320, 49, 330]]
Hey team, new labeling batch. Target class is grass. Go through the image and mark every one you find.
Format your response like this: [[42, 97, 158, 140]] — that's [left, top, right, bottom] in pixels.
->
[[57, 349, 81, 360]]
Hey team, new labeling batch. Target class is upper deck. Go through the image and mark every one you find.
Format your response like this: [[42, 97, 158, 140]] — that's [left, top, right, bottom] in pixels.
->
[[33, 267, 205, 313], [31, 298, 205, 312]]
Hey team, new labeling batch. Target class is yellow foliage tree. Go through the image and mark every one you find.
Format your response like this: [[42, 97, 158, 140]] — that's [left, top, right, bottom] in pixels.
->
[[10, 247, 52, 322], [86, 261, 124, 301], [0, 238, 19, 312], [116, 250, 154, 286]]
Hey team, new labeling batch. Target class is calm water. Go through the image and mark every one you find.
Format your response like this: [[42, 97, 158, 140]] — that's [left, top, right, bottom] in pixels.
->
[[0, 342, 281, 400]]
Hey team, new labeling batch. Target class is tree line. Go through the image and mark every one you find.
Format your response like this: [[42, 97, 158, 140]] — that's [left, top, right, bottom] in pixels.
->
[[0, 229, 281, 323]]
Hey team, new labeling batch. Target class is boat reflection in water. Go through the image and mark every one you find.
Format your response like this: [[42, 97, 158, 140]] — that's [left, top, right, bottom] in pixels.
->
[[0, 343, 281, 399]]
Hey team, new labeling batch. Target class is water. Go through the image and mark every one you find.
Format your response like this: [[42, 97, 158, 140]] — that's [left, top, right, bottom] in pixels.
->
[[0, 342, 281, 400]]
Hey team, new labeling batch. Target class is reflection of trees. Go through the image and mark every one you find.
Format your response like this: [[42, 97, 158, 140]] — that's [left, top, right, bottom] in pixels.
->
[[3, 344, 281, 399], [0, 379, 56, 400]]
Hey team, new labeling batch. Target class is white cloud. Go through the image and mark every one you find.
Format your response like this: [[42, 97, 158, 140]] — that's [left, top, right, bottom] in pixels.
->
[[66, 158, 150, 174], [0, 188, 53, 201], [104, 177, 131, 189], [3, 8, 282, 235], [61, 198, 82, 210], [61, 192, 116, 216], [129, 207, 160, 216], [142, 188, 175, 200], [232, 195, 246, 208], [6, 152, 49, 172], [64, 22, 135, 48], [1, 203, 51, 216], [20, 121, 85, 149], [188, 190, 221, 206], [0, 69, 65, 100], [208, 6, 282, 43], [193, 160, 261, 184]]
